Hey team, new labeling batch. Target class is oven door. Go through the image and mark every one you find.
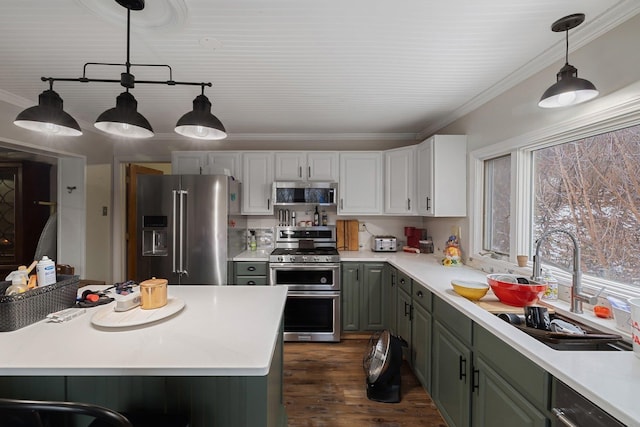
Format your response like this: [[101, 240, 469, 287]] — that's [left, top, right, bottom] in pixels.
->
[[283, 291, 341, 342], [269, 263, 340, 291]]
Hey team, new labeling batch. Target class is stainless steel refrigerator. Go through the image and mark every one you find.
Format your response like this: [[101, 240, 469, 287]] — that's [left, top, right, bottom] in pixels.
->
[[136, 174, 245, 285]]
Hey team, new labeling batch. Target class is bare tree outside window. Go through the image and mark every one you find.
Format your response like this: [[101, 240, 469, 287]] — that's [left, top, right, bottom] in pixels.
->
[[533, 125, 640, 286], [484, 155, 511, 254]]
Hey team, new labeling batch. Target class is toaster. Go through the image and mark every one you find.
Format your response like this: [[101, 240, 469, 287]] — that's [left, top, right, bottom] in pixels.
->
[[371, 236, 397, 252]]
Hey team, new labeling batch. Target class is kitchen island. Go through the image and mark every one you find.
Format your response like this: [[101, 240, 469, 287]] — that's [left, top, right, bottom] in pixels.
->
[[0, 285, 288, 427]]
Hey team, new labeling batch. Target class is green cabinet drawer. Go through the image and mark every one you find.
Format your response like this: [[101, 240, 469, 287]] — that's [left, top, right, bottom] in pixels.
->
[[433, 296, 472, 346], [235, 276, 269, 286], [396, 270, 412, 295], [235, 262, 268, 276], [412, 285, 432, 312]]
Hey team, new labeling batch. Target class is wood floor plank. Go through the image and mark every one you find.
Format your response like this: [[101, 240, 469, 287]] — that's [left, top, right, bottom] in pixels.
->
[[284, 339, 447, 426]]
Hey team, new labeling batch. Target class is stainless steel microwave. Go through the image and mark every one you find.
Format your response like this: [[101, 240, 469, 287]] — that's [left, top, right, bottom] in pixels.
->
[[272, 181, 337, 206]]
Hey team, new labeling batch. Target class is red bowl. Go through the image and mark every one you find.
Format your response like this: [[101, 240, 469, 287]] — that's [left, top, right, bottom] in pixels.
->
[[487, 274, 547, 307]]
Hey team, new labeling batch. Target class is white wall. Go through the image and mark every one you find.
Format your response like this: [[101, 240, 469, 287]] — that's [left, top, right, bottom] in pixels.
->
[[86, 164, 112, 283]]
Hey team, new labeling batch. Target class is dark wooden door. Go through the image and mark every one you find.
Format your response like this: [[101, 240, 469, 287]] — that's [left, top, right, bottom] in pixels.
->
[[126, 164, 163, 281]]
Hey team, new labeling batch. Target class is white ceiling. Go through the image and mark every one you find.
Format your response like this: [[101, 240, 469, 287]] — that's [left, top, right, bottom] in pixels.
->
[[0, 0, 639, 143]]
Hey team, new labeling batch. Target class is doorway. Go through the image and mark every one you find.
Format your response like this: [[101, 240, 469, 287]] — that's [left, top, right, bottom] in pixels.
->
[[125, 163, 169, 280]]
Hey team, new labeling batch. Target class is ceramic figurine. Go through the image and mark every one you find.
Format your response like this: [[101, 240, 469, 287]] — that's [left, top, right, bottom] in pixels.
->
[[442, 235, 463, 266]]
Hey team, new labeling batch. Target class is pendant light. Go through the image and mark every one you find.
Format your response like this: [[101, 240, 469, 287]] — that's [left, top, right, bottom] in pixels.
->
[[175, 88, 227, 140], [13, 83, 82, 137], [95, 91, 153, 139], [539, 13, 599, 108], [14, 0, 227, 140]]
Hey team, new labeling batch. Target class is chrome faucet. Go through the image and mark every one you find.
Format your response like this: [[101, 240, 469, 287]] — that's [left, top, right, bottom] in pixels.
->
[[531, 229, 601, 314]]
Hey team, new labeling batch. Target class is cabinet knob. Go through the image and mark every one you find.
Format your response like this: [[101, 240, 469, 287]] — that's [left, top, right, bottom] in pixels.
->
[[247, 281, 256, 285], [416, 290, 423, 298], [248, 266, 256, 271]]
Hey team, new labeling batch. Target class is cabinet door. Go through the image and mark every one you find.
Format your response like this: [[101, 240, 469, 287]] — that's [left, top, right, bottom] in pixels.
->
[[274, 152, 306, 181], [171, 151, 206, 174], [396, 287, 412, 363], [205, 152, 241, 178], [417, 135, 467, 217], [472, 356, 547, 427], [412, 301, 432, 392], [384, 265, 398, 333], [384, 146, 416, 214], [361, 263, 385, 330], [241, 152, 274, 214], [338, 152, 382, 215], [432, 320, 472, 427], [307, 152, 338, 181], [416, 140, 433, 215], [341, 263, 361, 331]]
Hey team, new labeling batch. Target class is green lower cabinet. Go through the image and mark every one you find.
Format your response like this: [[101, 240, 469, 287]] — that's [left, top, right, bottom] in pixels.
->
[[396, 285, 413, 362], [341, 262, 361, 331], [430, 298, 551, 427], [361, 263, 386, 330], [472, 356, 547, 427], [341, 262, 385, 332], [411, 301, 432, 391], [233, 261, 269, 285], [432, 320, 472, 427], [384, 264, 398, 333]]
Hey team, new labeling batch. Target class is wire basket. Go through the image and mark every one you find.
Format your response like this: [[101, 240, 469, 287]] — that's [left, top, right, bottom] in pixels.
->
[[0, 275, 79, 332]]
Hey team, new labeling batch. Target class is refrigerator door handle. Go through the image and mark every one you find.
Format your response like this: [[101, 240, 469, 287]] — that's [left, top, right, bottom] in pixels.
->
[[172, 190, 178, 274], [178, 189, 188, 276]]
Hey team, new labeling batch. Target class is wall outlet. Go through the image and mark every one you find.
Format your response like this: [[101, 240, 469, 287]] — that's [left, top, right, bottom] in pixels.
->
[[359, 222, 366, 232]]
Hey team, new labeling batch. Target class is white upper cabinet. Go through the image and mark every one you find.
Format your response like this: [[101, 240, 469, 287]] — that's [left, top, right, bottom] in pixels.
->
[[171, 151, 241, 178], [384, 146, 417, 215], [274, 152, 338, 181], [338, 152, 383, 215], [204, 152, 241, 178], [171, 151, 208, 174], [417, 135, 467, 217], [242, 152, 274, 215]]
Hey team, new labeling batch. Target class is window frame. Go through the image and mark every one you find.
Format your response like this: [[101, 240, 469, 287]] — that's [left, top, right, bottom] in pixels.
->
[[469, 91, 640, 299]]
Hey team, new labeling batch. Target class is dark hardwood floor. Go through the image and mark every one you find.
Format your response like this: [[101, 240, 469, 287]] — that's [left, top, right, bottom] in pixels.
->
[[283, 337, 447, 426]]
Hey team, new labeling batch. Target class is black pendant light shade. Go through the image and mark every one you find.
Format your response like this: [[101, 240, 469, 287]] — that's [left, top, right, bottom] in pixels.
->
[[14, 89, 82, 136], [538, 63, 599, 108], [94, 91, 154, 138], [539, 13, 599, 108], [175, 94, 227, 140]]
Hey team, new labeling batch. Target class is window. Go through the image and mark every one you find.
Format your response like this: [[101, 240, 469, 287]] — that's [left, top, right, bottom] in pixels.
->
[[532, 125, 640, 287], [483, 155, 511, 255]]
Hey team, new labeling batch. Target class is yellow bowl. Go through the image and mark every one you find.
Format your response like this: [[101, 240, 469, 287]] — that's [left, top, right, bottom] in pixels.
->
[[451, 280, 489, 300]]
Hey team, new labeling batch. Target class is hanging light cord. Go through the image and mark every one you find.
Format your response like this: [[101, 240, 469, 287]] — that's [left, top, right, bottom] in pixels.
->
[[564, 29, 570, 65]]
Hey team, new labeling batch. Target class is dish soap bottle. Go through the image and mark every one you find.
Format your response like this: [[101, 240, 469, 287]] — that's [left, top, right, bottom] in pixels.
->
[[249, 230, 257, 251], [541, 268, 558, 300]]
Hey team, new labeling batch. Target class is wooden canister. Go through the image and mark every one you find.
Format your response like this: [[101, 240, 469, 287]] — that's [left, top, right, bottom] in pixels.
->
[[140, 277, 168, 309]]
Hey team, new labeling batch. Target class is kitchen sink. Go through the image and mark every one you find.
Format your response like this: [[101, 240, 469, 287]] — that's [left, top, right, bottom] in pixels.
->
[[496, 312, 632, 351]]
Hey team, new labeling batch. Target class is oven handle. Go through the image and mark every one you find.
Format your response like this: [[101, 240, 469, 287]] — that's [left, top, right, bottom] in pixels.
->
[[286, 290, 341, 297], [269, 264, 340, 270]]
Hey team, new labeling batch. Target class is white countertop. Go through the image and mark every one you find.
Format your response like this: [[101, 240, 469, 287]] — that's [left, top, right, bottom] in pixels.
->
[[233, 249, 271, 261], [0, 286, 287, 377], [339, 250, 640, 426]]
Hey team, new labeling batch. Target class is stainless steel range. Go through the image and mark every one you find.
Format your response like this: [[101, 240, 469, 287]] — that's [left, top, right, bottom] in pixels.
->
[[269, 226, 340, 342]]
